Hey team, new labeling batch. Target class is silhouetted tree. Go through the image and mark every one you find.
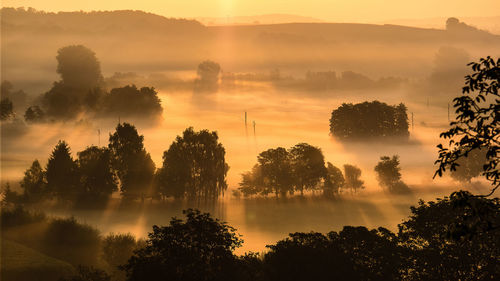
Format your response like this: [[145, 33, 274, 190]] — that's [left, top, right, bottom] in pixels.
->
[[121, 209, 243, 281], [329, 101, 409, 140], [42, 217, 101, 266], [108, 123, 155, 200], [195, 60, 221, 92], [0, 97, 14, 120], [46, 141, 79, 202], [398, 191, 500, 280], [77, 146, 117, 206], [343, 164, 364, 194], [323, 162, 344, 197], [258, 147, 293, 198], [102, 233, 140, 279], [24, 105, 45, 122], [1, 80, 27, 110], [264, 226, 402, 281], [375, 155, 410, 194], [450, 149, 487, 183], [56, 45, 103, 89], [158, 127, 228, 202], [20, 160, 47, 202], [238, 164, 267, 197], [435, 57, 499, 195], [289, 143, 327, 196], [100, 85, 162, 119]]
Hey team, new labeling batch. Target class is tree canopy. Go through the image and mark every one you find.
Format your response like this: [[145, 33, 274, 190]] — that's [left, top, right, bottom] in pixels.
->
[[374, 155, 411, 194], [122, 209, 242, 281], [46, 141, 79, 201], [108, 123, 155, 200], [329, 101, 409, 140], [435, 57, 499, 195], [158, 127, 228, 202]]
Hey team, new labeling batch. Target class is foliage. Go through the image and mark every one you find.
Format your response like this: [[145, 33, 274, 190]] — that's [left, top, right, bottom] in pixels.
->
[[121, 209, 242, 281], [258, 147, 294, 197], [329, 101, 409, 140], [59, 266, 111, 281], [42, 217, 101, 266], [46, 141, 80, 201], [263, 227, 402, 281], [450, 149, 487, 183], [56, 45, 103, 89], [77, 146, 117, 206], [374, 155, 411, 194], [158, 127, 228, 201], [289, 143, 327, 195], [398, 191, 500, 280], [102, 233, 139, 277], [435, 57, 499, 195], [99, 85, 162, 119], [343, 164, 365, 193], [1, 97, 14, 120], [323, 162, 345, 197], [108, 123, 155, 200], [20, 160, 47, 202], [238, 143, 329, 198], [24, 106, 46, 122], [195, 60, 221, 92]]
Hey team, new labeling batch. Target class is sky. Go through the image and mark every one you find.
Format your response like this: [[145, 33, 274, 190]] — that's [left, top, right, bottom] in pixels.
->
[[3, 0, 500, 23]]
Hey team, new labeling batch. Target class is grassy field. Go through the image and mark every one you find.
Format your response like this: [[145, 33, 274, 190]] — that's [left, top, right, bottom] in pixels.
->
[[1, 239, 75, 281]]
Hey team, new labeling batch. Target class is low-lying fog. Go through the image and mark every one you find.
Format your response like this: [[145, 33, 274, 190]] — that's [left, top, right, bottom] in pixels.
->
[[1, 84, 490, 253]]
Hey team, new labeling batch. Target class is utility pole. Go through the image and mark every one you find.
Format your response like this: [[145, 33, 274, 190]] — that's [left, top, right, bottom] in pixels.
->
[[253, 121, 256, 136], [98, 129, 101, 146], [447, 103, 450, 122]]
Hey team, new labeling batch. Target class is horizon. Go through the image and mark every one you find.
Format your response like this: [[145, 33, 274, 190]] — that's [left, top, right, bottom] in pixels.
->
[[2, 0, 500, 23]]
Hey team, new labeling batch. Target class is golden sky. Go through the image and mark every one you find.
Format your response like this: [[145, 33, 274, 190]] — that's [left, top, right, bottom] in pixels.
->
[[2, 0, 500, 22]]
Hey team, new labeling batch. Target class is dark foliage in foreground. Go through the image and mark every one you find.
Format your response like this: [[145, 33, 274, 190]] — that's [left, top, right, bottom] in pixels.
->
[[120, 192, 499, 281]]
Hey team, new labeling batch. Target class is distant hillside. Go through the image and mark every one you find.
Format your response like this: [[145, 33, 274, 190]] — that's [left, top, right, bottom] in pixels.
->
[[2, 7, 500, 92], [382, 16, 500, 35], [196, 14, 324, 26]]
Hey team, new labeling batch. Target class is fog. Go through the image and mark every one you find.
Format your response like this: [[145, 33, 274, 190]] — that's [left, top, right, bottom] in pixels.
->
[[1, 7, 498, 273]]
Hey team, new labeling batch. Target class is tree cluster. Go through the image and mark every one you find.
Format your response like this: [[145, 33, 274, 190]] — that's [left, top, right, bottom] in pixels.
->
[[8, 123, 228, 206], [237, 143, 364, 198], [374, 155, 411, 194], [329, 101, 409, 140], [24, 45, 163, 122], [120, 191, 499, 281]]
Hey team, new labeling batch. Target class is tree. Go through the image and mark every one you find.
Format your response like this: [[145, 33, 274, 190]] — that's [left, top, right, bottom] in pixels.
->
[[289, 143, 327, 195], [258, 147, 293, 198], [329, 101, 409, 140], [56, 45, 103, 89], [343, 164, 364, 194], [108, 123, 155, 200], [77, 146, 117, 206], [102, 233, 141, 279], [435, 57, 499, 196], [121, 209, 243, 281], [237, 164, 267, 197], [24, 105, 45, 122], [195, 60, 221, 92], [20, 160, 47, 202], [398, 191, 500, 280], [374, 155, 410, 194], [0, 97, 14, 120], [158, 127, 228, 202], [100, 85, 162, 119], [323, 162, 345, 197], [450, 149, 487, 183], [46, 141, 79, 201], [264, 227, 402, 281]]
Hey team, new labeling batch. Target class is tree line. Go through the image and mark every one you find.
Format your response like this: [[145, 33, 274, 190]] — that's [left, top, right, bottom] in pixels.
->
[[3, 190, 498, 281], [5, 123, 228, 206], [236, 143, 412, 198]]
